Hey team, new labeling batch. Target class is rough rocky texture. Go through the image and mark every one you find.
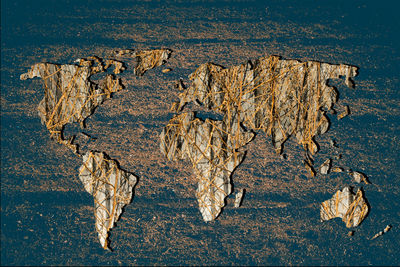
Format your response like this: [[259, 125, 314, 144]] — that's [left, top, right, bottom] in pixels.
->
[[319, 159, 331, 175], [234, 189, 245, 208], [350, 171, 370, 184], [320, 187, 369, 228], [20, 49, 172, 154], [371, 225, 392, 240], [175, 55, 358, 154], [20, 57, 124, 153], [79, 151, 137, 250], [114, 48, 172, 76], [160, 112, 253, 221], [337, 105, 350, 120]]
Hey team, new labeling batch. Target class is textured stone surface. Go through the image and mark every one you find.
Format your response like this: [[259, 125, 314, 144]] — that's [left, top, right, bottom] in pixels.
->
[[176, 56, 358, 154], [20, 58, 124, 153], [320, 187, 369, 228], [160, 112, 253, 221], [79, 151, 137, 249]]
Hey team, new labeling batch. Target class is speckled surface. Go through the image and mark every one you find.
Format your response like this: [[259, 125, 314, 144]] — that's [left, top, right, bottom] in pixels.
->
[[1, 0, 399, 265]]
